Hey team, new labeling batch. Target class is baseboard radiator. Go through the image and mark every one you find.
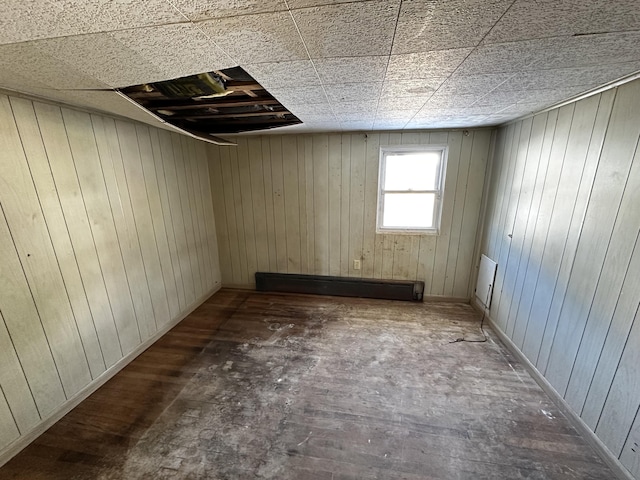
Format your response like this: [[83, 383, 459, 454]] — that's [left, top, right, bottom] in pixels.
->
[[255, 272, 424, 302]]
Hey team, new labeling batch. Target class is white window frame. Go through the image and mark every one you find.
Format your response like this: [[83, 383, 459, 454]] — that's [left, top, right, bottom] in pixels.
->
[[376, 144, 448, 235]]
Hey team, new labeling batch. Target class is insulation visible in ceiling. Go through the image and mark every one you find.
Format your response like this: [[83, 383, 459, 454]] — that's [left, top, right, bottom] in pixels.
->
[[119, 67, 301, 137]]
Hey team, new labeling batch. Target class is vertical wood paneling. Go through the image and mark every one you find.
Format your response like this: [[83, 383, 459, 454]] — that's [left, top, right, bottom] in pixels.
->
[[313, 135, 330, 275], [0, 93, 221, 457], [270, 137, 287, 273], [155, 130, 188, 310], [146, 127, 182, 319], [0, 97, 91, 399], [479, 79, 640, 477], [0, 311, 40, 433], [237, 138, 258, 280], [0, 389, 18, 449], [283, 136, 301, 273], [209, 129, 492, 297], [328, 134, 342, 276], [65, 110, 142, 355], [11, 98, 106, 379]]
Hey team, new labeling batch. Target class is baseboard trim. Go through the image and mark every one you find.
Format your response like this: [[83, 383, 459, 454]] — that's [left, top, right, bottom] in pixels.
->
[[470, 299, 634, 480], [0, 284, 221, 468]]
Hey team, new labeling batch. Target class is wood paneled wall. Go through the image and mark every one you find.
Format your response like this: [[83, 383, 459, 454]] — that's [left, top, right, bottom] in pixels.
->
[[479, 78, 640, 478], [0, 94, 221, 459], [207, 130, 492, 298]]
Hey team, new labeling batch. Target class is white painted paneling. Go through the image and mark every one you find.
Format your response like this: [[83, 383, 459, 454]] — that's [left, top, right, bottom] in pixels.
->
[[208, 129, 492, 297], [479, 78, 640, 478], [0, 93, 220, 458]]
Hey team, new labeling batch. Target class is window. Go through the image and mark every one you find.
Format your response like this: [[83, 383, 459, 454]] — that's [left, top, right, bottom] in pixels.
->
[[376, 145, 448, 234]]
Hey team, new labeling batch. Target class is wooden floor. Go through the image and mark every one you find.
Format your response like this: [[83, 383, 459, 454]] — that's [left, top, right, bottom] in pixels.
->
[[0, 289, 614, 479]]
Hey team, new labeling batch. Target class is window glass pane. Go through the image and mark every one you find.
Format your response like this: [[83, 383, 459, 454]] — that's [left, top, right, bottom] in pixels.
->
[[384, 152, 440, 190], [382, 193, 435, 228]]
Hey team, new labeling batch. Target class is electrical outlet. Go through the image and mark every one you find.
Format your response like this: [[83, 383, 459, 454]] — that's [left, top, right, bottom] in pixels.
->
[[353, 259, 361, 270]]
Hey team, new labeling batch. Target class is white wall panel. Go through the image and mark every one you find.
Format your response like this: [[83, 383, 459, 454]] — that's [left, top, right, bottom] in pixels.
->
[[479, 78, 640, 478], [208, 129, 493, 297], [0, 93, 221, 459]]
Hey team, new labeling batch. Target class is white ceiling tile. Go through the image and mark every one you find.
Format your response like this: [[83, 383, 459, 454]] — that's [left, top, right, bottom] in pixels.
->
[[456, 40, 550, 75], [330, 100, 379, 114], [420, 93, 480, 108], [171, 0, 287, 21], [244, 61, 320, 88], [336, 112, 376, 121], [111, 24, 236, 81], [287, 103, 334, 115], [293, 0, 399, 58], [339, 120, 374, 130], [0, 0, 81, 44], [377, 96, 426, 111], [313, 56, 389, 84], [373, 119, 408, 129], [392, 0, 513, 54], [484, 0, 640, 44], [380, 78, 444, 99], [268, 85, 329, 105], [436, 73, 513, 95], [324, 82, 382, 103], [386, 49, 472, 80], [34, 33, 167, 87], [500, 62, 640, 92], [199, 12, 307, 64], [375, 109, 417, 119], [287, 0, 375, 7], [55, 0, 186, 33], [0, 42, 109, 89], [531, 32, 640, 70]]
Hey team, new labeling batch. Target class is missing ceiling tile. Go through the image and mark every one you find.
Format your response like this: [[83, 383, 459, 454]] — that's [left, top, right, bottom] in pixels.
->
[[118, 66, 301, 140]]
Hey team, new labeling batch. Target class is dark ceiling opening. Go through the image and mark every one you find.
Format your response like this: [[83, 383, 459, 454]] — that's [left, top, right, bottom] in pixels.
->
[[119, 66, 301, 139]]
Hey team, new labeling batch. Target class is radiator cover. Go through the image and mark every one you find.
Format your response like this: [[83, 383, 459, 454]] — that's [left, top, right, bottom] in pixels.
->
[[255, 272, 424, 302]]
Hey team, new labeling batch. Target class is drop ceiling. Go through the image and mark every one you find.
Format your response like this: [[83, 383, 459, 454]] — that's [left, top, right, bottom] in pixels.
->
[[1, 0, 640, 133]]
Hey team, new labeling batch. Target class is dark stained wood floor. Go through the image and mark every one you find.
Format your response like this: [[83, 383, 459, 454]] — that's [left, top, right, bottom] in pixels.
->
[[0, 289, 614, 479]]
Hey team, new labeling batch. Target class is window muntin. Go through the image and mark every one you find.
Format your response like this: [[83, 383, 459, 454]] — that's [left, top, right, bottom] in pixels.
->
[[377, 145, 447, 234]]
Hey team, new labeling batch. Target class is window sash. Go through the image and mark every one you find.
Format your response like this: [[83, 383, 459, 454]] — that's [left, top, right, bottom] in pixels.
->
[[377, 145, 447, 234]]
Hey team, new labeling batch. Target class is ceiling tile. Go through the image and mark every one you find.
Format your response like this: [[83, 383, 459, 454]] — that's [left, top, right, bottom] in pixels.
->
[[532, 31, 640, 70], [392, 0, 513, 54], [287, 103, 335, 115], [420, 93, 480, 108], [484, 0, 640, 44], [340, 120, 374, 130], [375, 109, 418, 119], [373, 119, 408, 129], [324, 82, 382, 103], [380, 78, 444, 99], [455, 40, 550, 75], [244, 60, 320, 88], [436, 73, 513, 95], [55, 0, 186, 33], [330, 100, 379, 114], [111, 24, 236, 81], [500, 62, 640, 92], [199, 12, 307, 64], [268, 85, 328, 105], [171, 0, 287, 21], [377, 96, 427, 111], [313, 56, 389, 84], [293, 0, 400, 58], [386, 49, 472, 80], [0, 42, 109, 89], [0, 0, 80, 44], [287, 0, 376, 7], [336, 112, 376, 121], [34, 33, 167, 87]]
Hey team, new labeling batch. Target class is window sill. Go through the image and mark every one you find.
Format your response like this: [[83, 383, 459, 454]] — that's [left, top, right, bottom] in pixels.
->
[[376, 228, 440, 236]]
